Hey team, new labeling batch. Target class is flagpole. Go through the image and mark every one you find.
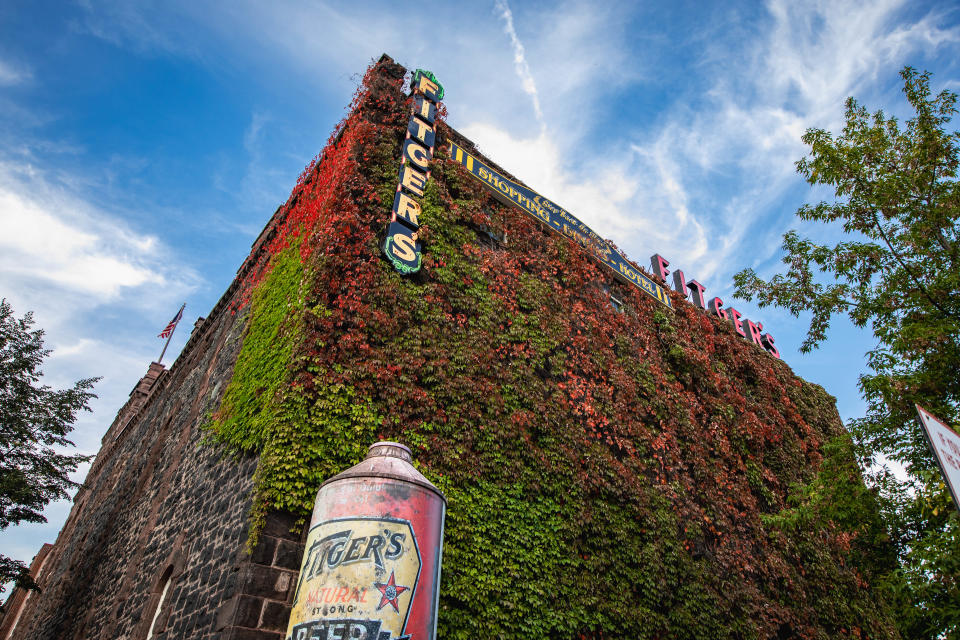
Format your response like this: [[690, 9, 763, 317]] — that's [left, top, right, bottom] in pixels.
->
[[157, 303, 186, 365]]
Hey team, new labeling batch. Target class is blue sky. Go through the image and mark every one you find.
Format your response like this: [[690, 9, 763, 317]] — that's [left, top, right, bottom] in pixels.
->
[[1, 0, 958, 573]]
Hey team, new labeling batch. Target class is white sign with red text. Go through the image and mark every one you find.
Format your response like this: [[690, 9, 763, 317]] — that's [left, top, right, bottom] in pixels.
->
[[916, 404, 960, 513]]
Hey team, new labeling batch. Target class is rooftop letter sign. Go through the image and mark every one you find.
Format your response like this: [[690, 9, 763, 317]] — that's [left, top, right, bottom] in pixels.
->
[[916, 405, 960, 513], [650, 253, 780, 358], [447, 141, 672, 308], [382, 70, 444, 274]]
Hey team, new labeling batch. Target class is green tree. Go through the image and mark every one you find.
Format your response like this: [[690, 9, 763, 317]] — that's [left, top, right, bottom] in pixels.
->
[[0, 299, 97, 595], [734, 68, 960, 638]]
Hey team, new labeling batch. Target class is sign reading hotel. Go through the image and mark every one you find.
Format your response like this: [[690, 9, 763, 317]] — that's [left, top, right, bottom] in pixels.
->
[[382, 70, 443, 275], [447, 141, 672, 308], [916, 405, 960, 513]]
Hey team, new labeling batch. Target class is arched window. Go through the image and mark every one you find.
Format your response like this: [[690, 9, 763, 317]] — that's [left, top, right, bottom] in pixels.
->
[[146, 566, 174, 639]]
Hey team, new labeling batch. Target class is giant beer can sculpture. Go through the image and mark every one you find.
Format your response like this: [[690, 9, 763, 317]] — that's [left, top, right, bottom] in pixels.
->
[[286, 442, 446, 640]]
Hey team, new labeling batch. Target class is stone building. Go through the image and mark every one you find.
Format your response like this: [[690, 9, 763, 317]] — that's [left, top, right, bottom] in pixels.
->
[[0, 55, 900, 640]]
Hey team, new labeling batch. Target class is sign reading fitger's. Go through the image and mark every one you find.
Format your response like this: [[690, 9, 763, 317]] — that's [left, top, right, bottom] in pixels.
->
[[381, 70, 443, 275], [650, 254, 779, 358], [447, 142, 780, 358]]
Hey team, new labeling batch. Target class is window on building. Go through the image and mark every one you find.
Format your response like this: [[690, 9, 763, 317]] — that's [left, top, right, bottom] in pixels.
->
[[146, 566, 174, 639], [609, 292, 625, 313], [476, 223, 506, 248], [602, 283, 625, 313]]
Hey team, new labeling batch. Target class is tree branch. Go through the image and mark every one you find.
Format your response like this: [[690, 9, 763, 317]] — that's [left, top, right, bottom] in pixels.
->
[[870, 211, 960, 321]]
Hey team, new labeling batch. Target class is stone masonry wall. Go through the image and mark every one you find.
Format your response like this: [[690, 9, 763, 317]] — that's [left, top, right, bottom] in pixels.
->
[[9, 299, 253, 640], [7, 199, 303, 639]]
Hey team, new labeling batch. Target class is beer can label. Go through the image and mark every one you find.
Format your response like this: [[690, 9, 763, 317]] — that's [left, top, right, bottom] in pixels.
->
[[287, 516, 421, 640]]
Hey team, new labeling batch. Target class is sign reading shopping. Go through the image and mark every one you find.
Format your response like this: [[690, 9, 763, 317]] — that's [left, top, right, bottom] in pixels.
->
[[447, 141, 672, 309], [445, 99, 785, 357]]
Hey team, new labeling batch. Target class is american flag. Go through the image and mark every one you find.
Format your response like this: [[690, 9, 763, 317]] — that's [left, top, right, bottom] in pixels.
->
[[158, 305, 184, 339]]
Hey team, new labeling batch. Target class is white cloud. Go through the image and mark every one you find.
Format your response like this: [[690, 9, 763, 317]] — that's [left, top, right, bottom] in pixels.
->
[[0, 161, 169, 300], [51, 338, 97, 358], [494, 0, 544, 129], [0, 155, 201, 377], [459, 0, 960, 290], [232, 110, 293, 215], [762, 0, 959, 115], [0, 58, 31, 86], [0, 154, 202, 573], [0, 165, 203, 553], [75, 0, 404, 88], [73, 0, 202, 58]]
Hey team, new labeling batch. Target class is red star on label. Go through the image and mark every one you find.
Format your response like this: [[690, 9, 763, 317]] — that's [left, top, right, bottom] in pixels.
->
[[374, 571, 409, 613]]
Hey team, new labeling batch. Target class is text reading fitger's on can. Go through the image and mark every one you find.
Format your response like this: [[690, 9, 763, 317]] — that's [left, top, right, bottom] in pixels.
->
[[286, 442, 446, 640]]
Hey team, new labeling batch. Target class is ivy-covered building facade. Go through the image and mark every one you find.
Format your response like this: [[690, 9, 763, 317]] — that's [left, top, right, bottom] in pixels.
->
[[1, 55, 899, 640]]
